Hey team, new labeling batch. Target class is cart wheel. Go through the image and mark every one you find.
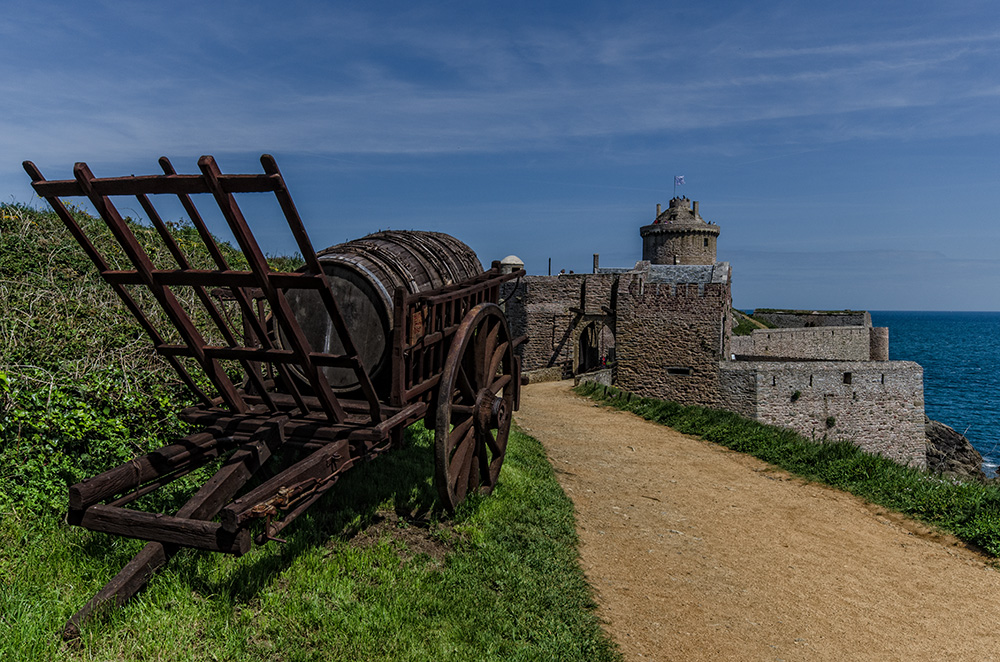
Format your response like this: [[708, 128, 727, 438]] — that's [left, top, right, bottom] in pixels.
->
[[435, 303, 515, 512]]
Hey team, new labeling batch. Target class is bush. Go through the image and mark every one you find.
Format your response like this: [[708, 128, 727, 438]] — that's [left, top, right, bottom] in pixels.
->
[[0, 203, 298, 516]]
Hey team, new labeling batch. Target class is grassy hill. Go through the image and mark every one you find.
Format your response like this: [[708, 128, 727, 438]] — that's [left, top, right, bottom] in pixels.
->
[[0, 203, 619, 661]]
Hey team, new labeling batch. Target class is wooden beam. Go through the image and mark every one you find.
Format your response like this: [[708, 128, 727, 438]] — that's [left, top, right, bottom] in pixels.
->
[[68, 429, 236, 510], [220, 438, 350, 532], [78, 505, 250, 554]]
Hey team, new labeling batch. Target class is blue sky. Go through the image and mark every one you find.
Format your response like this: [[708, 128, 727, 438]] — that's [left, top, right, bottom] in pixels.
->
[[3, 1, 999, 310]]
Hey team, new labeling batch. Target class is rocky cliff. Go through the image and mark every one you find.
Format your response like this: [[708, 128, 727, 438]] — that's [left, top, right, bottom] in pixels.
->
[[925, 416, 987, 480]]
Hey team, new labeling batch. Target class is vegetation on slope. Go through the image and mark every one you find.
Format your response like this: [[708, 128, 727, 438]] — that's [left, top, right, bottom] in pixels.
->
[[731, 309, 770, 336], [0, 203, 200, 514], [576, 382, 1000, 558], [0, 203, 618, 660]]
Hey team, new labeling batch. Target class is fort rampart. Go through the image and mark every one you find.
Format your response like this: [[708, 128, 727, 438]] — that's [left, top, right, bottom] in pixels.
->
[[752, 310, 872, 328], [500, 196, 928, 468], [503, 274, 617, 379], [730, 326, 889, 361], [615, 277, 731, 408], [720, 360, 926, 467]]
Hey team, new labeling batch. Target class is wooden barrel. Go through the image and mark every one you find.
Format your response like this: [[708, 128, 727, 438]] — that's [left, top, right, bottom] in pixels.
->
[[282, 230, 483, 391]]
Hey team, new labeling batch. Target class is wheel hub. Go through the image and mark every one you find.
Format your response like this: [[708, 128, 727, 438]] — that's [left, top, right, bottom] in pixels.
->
[[474, 388, 506, 433]]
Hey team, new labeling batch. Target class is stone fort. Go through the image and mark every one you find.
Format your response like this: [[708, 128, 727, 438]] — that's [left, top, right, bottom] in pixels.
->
[[502, 196, 927, 467]]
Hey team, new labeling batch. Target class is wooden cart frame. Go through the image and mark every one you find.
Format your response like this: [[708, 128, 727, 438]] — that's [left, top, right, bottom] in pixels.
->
[[23, 155, 524, 639]]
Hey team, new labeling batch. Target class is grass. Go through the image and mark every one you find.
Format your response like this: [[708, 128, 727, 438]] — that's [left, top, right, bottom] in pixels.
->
[[0, 202, 619, 660], [0, 423, 619, 661], [575, 381, 1000, 559], [731, 310, 773, 336]]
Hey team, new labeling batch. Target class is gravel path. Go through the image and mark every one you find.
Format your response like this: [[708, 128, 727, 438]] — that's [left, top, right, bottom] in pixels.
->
[[515, 380, 1000, 661]]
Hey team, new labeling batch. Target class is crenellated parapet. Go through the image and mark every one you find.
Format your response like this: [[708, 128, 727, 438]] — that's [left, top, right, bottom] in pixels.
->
[[640, 197, 720, 265], [624, 279, 731, 299], [732, 326, 890, 362]]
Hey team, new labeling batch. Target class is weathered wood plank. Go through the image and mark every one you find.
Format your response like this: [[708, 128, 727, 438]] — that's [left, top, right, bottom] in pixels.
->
[[62, 542, 169, 640], [220, 438, 351, 532], [62, 418, 288, 639], [180, 417, 287, 521], [68, 429, 232, 510], [79, 505, 250, 554]]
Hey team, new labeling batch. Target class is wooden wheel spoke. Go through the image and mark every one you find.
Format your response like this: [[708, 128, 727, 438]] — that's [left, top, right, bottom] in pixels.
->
[[484, 429, 502, 456], [487, 373, 512, 396], [480, 320, 499, 383], [450, 427, 476, 502], [435, 303, 516, 512], [487, 340, 509, 382], [470, 327, 486, 386], [456, 363, 477, 401], [447, 417, 474, 455], [474, 442, 489, 488]]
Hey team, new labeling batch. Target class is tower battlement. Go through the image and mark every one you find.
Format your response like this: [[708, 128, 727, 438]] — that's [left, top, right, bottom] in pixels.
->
[[640, 198, 719, 265]]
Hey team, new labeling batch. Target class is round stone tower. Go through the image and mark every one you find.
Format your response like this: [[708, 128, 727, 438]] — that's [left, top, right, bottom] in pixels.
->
[[639, 197, 720, 265]]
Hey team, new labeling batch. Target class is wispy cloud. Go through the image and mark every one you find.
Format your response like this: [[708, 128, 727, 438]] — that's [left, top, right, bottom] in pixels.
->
[[4, 1, 1000, 209], [744, 30, 1000, 59]]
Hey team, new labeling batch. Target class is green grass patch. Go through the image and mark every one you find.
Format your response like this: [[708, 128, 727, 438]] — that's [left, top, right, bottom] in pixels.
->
[[575, 382, 1000, 558], [0, 202, 618, 660], [0, 423, 619, 661]]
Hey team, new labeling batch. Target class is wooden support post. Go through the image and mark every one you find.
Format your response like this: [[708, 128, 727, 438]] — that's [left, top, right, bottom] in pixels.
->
[[78, 505, 251, 554]]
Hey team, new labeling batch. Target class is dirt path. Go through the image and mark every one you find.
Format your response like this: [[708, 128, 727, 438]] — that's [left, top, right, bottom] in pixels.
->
[[515, 381, 1000, 661]]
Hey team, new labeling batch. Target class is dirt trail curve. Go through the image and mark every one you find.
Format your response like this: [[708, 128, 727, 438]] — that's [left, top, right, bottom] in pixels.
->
[[515, 381, 1000, 662]]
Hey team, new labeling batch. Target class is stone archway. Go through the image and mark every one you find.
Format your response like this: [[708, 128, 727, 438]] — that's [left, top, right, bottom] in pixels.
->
[[577, 321, 615, 374], [599, 323, 615, 365]]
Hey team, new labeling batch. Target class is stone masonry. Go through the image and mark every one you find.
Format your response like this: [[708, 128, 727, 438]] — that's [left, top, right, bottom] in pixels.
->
[[720, 360, 926, 467], [730, 326, 890, 362], [503, 273, 617, 379], [501, 196, 927, 467], [640, 197, 720, 266], [752, 310, 872, 328], [615, 275, 731, 407]]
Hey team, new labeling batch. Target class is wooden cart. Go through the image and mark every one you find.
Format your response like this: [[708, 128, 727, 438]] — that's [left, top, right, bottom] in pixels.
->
[[23, 155, 525, 639]]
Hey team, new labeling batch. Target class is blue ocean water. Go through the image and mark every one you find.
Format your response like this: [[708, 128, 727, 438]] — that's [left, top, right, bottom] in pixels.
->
[[871, 311, 1000, 475]]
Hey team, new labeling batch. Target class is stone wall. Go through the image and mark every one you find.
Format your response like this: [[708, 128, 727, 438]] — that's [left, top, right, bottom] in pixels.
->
[[615, 275, 732, 407], [718, 362, 757, 418], [640, 225, 718, 265], [575, 368, 614, 387], [733, 326, 888, 361], [719, 360, 926, 467], [729, 334, 753, 357], [752, 310, 872, 328], [502, 274, 617, 378]]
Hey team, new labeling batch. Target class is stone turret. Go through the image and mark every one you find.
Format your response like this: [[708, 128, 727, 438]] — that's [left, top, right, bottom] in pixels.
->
[[639, 197, 720, 265]]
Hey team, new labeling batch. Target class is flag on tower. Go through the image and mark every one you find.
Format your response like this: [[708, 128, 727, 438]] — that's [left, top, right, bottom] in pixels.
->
[[674, 175, 685, 186]]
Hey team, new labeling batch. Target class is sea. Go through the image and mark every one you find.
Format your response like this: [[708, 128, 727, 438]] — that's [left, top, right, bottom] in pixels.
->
[[870, 311, 1000, 476]]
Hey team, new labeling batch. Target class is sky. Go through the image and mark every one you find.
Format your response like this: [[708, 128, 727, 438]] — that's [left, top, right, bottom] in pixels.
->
[[2, 0, 999, 311]]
